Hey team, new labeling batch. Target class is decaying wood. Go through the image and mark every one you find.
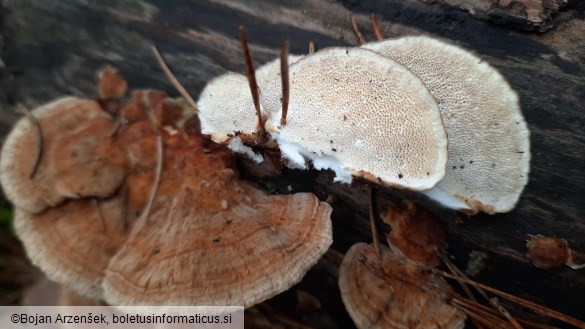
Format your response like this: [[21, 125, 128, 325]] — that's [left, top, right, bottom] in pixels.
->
[[419, 0, 568, 31], [0, 0, 584, 327]]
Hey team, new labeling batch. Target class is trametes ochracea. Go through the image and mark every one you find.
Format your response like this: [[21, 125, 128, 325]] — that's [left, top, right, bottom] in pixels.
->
[[0, 71, 333, 310], [198, 32, 530, 215]]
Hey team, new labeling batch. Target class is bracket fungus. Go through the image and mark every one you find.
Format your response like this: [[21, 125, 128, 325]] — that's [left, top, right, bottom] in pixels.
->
[[11, 89, 178, 300], [198, 72, 258, 143], [363, 36, 530, 214], [195, 28, 302, 167], [266, 47, 448, 190], [256, 54, 303, 115], [103, 131, 333, 308], [98, 65, 128, 100], [0, 97, 128, 213], [526, 235, 585, 270], [14, 196, 138, 299], [380, 201, 446, 268], [3, 71, 333, 309], [338, 243, 466, 329], [197, 55, 302, 141]]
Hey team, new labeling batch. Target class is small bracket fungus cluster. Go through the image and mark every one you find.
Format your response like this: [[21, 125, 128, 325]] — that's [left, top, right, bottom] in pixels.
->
[[0, 69, 333, 309], [380, 201, 447, 268], [196, 31, 530, 214], [338, 243, 466, 329], [336, 201, 469, 328], [526, 235, 585, 270], [338, 200, 585, 328], [0, 98, 128, 213]]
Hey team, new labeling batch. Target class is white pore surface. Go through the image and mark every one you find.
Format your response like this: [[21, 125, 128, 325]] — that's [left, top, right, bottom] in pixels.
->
[[257, 55, 304, 114], [266, 47, 448, 191], [364, 36, 530, 213], [197, 55, 302, 145], [197, 72, 259, 143]]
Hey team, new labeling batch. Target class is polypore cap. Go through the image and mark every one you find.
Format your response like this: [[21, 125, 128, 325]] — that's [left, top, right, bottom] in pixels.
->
[[14, 196, 135, 299], [197, 72, 259, 143], [197, 54, 303, 145], [256, 54, 303, 114], [338, 243, 466, 329], [0, 97, 128, 213], [98, 65, 128, 99], [363, 36, 530, 213], [526, 235, 585, 270], [266, 47, 448, 190], [380, 201, 446, 268], [102, 133, 333, 308]]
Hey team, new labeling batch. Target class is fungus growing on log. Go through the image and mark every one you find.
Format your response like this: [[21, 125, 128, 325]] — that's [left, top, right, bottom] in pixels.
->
[[197, 56, 302, 142], [266, 47, 448, 190], [380, 201, 446, 268], [103, 131, 333, 308], [363, 36, 530, 214], [198, 72, 258, 143], [527, 235, 585, 270], [98, 65, 128, 100], [0, 98, 128, 213], [338, 243, 466, 329], [14, 196, 140, 299], [196, 29, 300, 165], [12, 87, 177, 300], [4, 70, 333, 309], [256, 54, 303, 115]]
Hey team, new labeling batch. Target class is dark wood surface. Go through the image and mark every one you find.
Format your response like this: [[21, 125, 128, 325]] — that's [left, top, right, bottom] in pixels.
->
[[421, 0, 569, 31], [1, 0, 584, 327]]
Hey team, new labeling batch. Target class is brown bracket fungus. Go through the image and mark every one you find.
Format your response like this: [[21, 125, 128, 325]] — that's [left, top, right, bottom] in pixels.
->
[[5, 72, 333, 309], [10, 90, 176, 300], [527, 235, 585, 270], [0, 97, 129, 213], [363, 36, 530, 214], [98, 65, 128, 100], [103, 131, 333, 308], [266, 47, 448, 190], [14, 195, 140, 299], [338, 243, 466, 329], [380, 201, 446, 268]]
